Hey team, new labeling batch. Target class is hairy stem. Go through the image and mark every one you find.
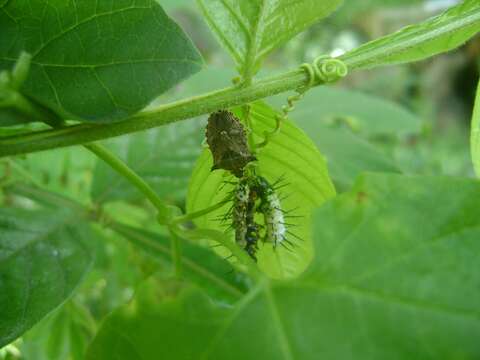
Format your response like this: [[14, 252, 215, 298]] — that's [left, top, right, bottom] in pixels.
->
[[1, 2, 479, 158], [0, 68, 307, 157]]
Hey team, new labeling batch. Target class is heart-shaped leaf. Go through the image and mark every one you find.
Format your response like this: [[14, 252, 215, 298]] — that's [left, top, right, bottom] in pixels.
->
[[0, 0, 203, 122]]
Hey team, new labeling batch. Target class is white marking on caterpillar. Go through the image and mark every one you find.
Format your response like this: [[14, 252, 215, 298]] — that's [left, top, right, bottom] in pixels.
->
[[263, 187, 286, 248], [256, 177, 287, 248], [232, 179, 249, 248], [229, 175, 294, 260]]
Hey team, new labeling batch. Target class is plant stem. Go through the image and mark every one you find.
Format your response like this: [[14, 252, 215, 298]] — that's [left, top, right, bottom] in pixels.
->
[[168, 226, 183, 278], [1, 3, 479, 158], [84, 143, 170, 220], [171, 199, 230, 225], [0, 68, 307, 157]]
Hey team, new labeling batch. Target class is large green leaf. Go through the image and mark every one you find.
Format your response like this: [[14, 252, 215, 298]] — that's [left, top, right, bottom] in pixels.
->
[[0, 208, 95, 347], [91, 120, 204, 205], [0, 0, 203, 122], [471, 79, 480, 177], [341, 0, 480, 69], [87, 173, 480, 359], [187, 101, 336, 279], [197, 0, 342, 78]]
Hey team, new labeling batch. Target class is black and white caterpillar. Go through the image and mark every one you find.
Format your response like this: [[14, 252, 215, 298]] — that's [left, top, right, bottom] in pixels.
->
[[232, 177, 260, 260], [255, 176, 291, 249], [230, 174, 296, 260]]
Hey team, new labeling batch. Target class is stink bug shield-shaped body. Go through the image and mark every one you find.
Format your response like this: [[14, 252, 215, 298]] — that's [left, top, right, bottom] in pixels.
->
[[206, 110, 256, 177]]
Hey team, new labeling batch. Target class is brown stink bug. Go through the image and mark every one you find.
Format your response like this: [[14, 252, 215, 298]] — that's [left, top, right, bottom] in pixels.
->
[[206, 110, 256, 177]]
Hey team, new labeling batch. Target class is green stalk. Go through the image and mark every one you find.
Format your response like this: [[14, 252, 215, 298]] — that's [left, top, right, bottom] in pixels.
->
[[84, 143, 170, 221], [0, 69, 307, 157], [168, 226, 183, 278], [171, 199, 230, 225], [1, 3, 479, 158]]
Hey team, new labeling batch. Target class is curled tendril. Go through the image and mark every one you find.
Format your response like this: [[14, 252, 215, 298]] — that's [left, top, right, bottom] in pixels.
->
[[256, 55, 348, 149], [312, 55, 348, 84]]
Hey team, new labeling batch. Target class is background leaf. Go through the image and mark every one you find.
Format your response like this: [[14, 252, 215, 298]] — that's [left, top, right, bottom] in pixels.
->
[[110, 223, 248, 302], [19, 301, 96, 360], [197, 0, 342, 77], [0, 208, 95, 347], [269, 87, 408, 190], [302, 124, 400, 190], [271, 87, 423, 137], [187, 101, 335, 279], [91, 121, 204, 205], [340, 0, 480, 69], [0, 0, 203, 122], [87, 173, 480, 360]]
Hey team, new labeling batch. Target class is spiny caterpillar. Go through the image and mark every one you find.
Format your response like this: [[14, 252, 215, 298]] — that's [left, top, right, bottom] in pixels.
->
[[255, 176, 292, 249], [231, 177, 260, 261], [229, 174, 297, 260], [205, 109, 299, 261]]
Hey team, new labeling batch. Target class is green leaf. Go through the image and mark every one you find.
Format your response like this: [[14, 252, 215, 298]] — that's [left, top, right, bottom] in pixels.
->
[[274, 87, 423, 137], [0, 208, 95, 347], [0, 108, 32, 126], [11, 147, 96, 202], [19, 302, 96, 360], [269, 88, 404, 189], [471, 79, 480, 177], [340, 0, 480, 69], [0, 1, 203, 122], [7, 182, 247, 302], [91, 120, 204, 205], [87, 174, 480, 359], [110, 223, 247, 302], [197, 0, 342, 78], [305, 124, 400, 190], [335, 0, 423, 24], [187, 101, 336, 279]]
